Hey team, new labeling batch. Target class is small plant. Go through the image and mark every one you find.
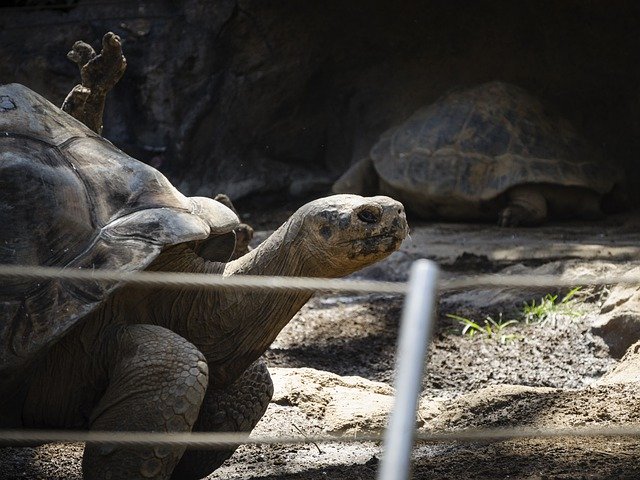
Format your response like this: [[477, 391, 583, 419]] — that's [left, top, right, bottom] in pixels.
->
[[446, 312, 520, 344], [521, 286, 582, 326], [446, 286, 585, 343]]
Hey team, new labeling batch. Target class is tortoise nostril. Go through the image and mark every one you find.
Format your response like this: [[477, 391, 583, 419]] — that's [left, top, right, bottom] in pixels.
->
[[357, 208, 380, 224]]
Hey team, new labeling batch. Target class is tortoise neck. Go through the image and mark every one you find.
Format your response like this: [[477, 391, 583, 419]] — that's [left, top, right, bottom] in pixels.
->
[[199, 222, 314, 385], [147, 222, 315, 387], [142, 220, 313, 388], [223, 217, 309, 277]]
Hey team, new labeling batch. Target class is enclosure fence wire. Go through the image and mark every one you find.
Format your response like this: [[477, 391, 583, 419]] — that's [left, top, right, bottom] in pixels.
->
[[2, 425, 640, 448], [1, 263, 640, 447], [1, 264, 639, 292]]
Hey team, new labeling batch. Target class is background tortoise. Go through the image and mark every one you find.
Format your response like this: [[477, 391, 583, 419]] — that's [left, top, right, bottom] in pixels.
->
[[0, 83, 408, 479], [333, 81, 621, 226]]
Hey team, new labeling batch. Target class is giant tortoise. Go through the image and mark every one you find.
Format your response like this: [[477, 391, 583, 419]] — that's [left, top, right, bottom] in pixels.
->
[[333, 81, 621, 226], [0, 83, 408, 479]]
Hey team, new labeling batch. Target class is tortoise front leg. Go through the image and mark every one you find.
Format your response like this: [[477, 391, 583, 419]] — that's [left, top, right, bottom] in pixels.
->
[[170, 358, 273, 480], [499, 184, 548, 227], [83, 324, 208, 480]]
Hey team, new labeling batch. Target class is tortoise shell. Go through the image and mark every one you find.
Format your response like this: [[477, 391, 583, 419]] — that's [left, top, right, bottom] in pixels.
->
[[371, 81, 618, 203], [0, 83, 238, 372]]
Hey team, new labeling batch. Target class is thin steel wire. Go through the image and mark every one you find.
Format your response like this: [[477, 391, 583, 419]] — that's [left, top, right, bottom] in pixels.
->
[[442, 273, 624, 290], [0, 264, 638, 294], [1, 425, 640, 448], [0, 265, 408, 294]]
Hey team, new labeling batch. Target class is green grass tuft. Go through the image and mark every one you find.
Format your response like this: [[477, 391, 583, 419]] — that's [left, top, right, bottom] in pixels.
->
[[447, 286, 584, 342], [446, 312, 521, 344], [521, 286, 582, 326]]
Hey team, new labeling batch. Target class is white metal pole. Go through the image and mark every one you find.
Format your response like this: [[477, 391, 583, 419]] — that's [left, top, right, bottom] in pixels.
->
[[377, 259, 439, 480]]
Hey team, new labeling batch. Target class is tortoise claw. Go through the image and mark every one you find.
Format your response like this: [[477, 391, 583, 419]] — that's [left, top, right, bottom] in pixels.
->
[[498, 206, 526, 227]]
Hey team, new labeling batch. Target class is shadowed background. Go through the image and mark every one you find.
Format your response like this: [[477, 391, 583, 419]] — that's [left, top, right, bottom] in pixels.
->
[[2, 0, 638, 205]]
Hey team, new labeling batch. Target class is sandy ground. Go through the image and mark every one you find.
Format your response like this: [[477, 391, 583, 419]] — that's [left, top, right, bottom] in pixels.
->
[[3, 202, 640, 479]]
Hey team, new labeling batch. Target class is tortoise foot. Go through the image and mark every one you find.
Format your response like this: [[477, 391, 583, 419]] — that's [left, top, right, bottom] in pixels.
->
[[498, 205, 530, 227]]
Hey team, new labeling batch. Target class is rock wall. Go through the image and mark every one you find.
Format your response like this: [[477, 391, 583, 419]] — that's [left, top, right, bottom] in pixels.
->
[[2, 0, 640, 202]]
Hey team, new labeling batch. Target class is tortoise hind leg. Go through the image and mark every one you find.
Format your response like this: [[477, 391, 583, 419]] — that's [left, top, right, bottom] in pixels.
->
[[83, 324, 208, 480], [499, 184, 548, 227], [170, 358, 273, 480], [499, 185, 605, 226]]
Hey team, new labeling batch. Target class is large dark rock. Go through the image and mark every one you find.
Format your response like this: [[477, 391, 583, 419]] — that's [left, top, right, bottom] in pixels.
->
[[2, 0, 639, 203]]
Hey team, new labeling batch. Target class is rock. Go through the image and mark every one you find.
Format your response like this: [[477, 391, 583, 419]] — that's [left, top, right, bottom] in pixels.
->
[[270, 367, 400, 435], [597, 340, 640, 385], [592, 312, 640, 359]]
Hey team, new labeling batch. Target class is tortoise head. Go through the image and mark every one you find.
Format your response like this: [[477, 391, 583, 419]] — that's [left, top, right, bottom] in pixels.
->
[[282, 194, 409, 277]]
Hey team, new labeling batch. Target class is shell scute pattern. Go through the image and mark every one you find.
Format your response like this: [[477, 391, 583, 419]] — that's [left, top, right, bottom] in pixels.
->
[[373, 82, 617, 200], [0, 83, 238, 372]]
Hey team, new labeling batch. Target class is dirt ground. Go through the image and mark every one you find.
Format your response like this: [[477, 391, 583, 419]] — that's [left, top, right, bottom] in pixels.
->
[[3, 199, 640, 479]]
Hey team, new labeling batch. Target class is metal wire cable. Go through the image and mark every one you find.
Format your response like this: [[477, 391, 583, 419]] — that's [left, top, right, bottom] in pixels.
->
[[0, 265, 408, 294], [0, 264, 638, 294], [1, 425, 640, 449], [441, 272, 631, 290]]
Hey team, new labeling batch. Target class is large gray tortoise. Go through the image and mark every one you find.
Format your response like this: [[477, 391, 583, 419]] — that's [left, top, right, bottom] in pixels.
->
[[333, 81, 621, 226], [0, 83, 408, 479]]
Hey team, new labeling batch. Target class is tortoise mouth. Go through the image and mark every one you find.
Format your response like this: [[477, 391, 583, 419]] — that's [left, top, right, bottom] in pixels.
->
[[338, 229, 405, 245], [342, 228, 407, 256], [350, 235, 404, 260]]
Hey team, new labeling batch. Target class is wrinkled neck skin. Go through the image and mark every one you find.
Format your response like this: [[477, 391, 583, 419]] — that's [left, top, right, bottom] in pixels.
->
[[141, 217, 319, 387]]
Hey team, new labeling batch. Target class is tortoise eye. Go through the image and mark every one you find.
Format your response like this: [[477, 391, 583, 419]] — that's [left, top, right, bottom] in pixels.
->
[[357, 208, 380, 224]]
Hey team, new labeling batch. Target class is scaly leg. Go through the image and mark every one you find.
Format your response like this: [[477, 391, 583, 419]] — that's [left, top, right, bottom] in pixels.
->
[[170, 358, 273, 480], [82, 324, 208, 480]]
